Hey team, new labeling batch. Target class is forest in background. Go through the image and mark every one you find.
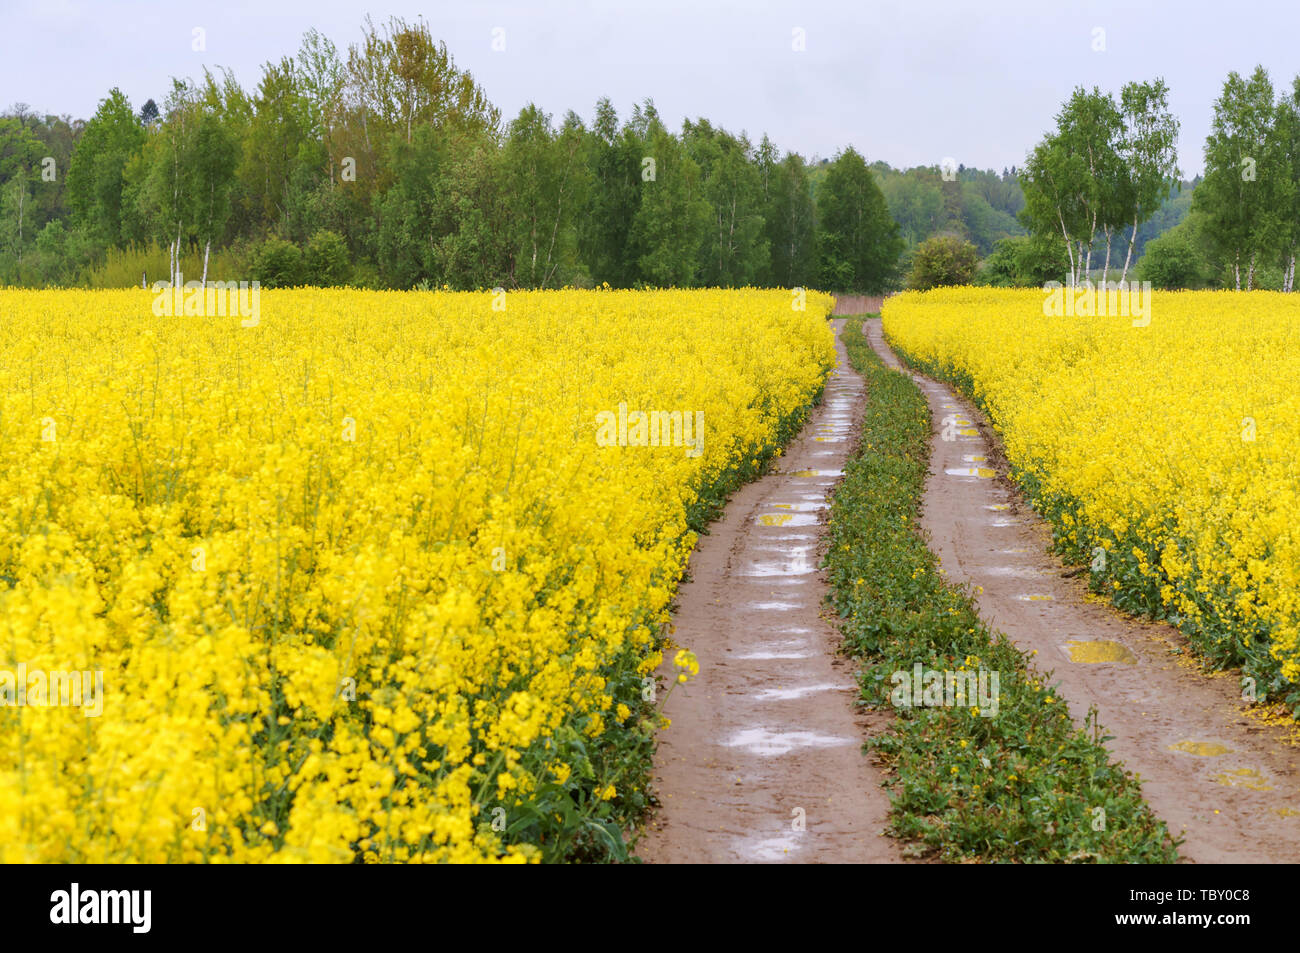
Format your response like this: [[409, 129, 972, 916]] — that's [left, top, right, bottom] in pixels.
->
[[0, 15, 907, 293], [13, 13, 1288, 294]]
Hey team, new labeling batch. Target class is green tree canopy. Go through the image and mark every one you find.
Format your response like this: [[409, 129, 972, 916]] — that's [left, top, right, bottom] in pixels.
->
[[816, 146, 903, 294]]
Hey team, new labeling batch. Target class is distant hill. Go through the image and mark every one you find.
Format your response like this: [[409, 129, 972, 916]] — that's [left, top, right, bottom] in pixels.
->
[[811, 155, 1195, 264]]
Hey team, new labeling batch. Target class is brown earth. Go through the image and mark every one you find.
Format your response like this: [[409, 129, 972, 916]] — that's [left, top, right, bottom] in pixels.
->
[[832, 295, 886, 316], [865, 316, 1300, 863], [636, 319, 900, 864]]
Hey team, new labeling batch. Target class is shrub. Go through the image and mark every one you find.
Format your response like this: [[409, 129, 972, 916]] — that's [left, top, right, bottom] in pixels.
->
[[303, 229, 351, 286], [977, 235, 1069, 288], [249, 237, 304, 288], [1136, 228, 1206, 289], [908, 235, 979, 290]]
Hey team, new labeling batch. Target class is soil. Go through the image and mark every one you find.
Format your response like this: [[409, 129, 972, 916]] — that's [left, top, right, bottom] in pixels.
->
[[831, 295, 885, 316], [864, 316, 1300, 863], [636, 319, 900, 864], [638, 313, 1300, 865]]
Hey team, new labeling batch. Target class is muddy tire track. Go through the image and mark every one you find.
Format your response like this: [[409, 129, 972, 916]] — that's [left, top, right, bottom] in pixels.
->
[[866, 317, 1300, 863], [637, 319, 899, 864]]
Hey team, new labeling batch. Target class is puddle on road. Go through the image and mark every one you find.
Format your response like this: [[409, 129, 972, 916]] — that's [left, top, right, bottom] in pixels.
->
[[1213, 768, 1273, 791], [985, 503, 1010, 511], [738, 560, 816, 577], [722, 727, 856, 757], [787, 468, 844, 478], [1065, 639, 1137, 663], [757, 512, 820, 526], [963, 454, 988, 463], [946, 467, 997, 478], [740, 831, 804, 862], [754, 683, 840, 702], [749, 601, 801, 611], [737, 635, 812, 660], [1016, 593, 1054, 602], [1169, 740, 1233, 757]]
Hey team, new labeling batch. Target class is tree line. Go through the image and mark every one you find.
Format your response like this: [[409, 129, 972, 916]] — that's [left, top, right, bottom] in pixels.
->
[[10, 21, 1277, 295], [1185, 66, 1300, 291], [0, 15, 904, 293], [1016, 66, 1300, 292], [1018, 79, 1182, 288]]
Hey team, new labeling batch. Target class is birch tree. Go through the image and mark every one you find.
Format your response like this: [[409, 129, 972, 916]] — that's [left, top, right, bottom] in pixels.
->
[[1195, 67, 1277, 290], [1271, 78, 1300, 291], [1116, 80, 1180, 285], [1022, 133, 1087, 286]]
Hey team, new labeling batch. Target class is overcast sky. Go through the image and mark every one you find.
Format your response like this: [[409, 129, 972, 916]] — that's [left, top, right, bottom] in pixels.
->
[[3, 0, 1296, 176]]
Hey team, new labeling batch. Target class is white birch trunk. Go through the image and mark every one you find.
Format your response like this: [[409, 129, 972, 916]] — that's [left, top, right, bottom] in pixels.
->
[[16, 180, 23, 263], [1120, 216, 1138, 286], [1058, 214, 1075, 287]]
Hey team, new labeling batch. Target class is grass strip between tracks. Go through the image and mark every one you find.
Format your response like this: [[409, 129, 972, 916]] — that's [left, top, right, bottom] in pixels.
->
[[826, 317, 1180, 863]]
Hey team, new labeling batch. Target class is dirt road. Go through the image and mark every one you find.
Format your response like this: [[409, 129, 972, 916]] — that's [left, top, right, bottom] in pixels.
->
[[865, 317, 1300, 863], [832, 295, 885, 316], [637, 319, 899, 864]]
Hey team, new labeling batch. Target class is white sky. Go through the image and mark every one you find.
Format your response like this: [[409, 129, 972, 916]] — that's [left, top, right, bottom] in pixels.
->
[[3, 0, 1297, 176]]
